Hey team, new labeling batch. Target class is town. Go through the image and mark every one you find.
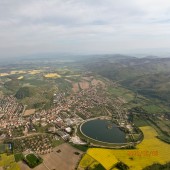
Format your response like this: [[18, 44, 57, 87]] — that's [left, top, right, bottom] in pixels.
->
[[0, 77, 137, 152]]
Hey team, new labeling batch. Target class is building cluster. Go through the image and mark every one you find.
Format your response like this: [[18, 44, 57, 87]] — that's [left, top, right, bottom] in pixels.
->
[[0, 95, 24, 119], [0, 95, 25, 132]]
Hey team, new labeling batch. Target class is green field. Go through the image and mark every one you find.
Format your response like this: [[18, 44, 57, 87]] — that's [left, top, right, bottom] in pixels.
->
[[142, 104, 165, 114], [108, 86, 135, 102], [14, 153, 23, 162], [133, 115, 149, 127], [24, 154, 43, 168], [52, 139, 64, 147]]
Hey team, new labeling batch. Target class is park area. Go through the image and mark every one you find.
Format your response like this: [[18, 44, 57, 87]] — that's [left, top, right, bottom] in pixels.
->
[[78, 126, 170, 170]]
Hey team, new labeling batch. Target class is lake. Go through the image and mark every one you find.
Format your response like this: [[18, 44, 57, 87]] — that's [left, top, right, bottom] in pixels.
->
[[80, 119, 126, 143]]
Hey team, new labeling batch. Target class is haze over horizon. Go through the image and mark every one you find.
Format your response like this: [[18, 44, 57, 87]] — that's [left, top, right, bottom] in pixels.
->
[[1, 0, 170, 58]]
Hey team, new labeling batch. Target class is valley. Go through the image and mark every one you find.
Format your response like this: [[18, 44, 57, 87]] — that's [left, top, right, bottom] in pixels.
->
[[0, 56, 170, 170]]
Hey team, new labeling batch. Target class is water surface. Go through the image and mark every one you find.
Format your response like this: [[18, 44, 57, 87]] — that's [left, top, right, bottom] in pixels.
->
[[81, 119, 126, 143]]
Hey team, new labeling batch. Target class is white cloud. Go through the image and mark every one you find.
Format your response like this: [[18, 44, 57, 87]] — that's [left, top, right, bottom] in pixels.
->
[[0, 0, 170, 57]]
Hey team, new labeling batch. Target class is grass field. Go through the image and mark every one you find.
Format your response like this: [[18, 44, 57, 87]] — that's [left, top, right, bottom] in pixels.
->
[[0, 154, 20, 170], [142, 104, 164, 114], [133, 115, 149, 127], [14, 153, 23, 162], [26, 154, 38, 163], [79, 126, 170, 170], [108, 87, 135, 102], [25, 154, 42, 168]]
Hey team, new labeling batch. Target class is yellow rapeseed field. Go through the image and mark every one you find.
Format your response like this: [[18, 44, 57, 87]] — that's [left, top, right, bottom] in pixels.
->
[[78, 153, 105, 170], [65, 75, 80, 77], [0, 73, 9, 77], [17, 76, 24, 80], [79, 154, 96, 168], [28, 70, 42, 74], [0, 154, 20, 170], [10, 70, 26, 74], [86, 126, 170, 170], [87, 149, 118, 170], [44, 73, 61, 78]]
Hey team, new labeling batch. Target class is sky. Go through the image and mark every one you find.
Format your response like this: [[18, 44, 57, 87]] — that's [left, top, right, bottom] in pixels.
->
[[0, 0, 170, 58]]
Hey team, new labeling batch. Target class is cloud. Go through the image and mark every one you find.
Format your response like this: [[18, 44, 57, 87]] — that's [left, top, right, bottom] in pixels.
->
[[0, 0, 170, 57]]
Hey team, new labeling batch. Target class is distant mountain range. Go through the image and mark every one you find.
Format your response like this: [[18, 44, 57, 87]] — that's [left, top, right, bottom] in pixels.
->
[[85, 55, 170, 106]]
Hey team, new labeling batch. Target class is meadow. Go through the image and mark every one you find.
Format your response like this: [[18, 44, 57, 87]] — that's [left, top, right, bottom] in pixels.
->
[[107, 86, 135, 102]]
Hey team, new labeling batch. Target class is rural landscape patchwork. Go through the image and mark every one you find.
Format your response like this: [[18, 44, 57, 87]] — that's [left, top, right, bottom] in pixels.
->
[[1, 0, 170, 170], [0, 55, 170, 170]]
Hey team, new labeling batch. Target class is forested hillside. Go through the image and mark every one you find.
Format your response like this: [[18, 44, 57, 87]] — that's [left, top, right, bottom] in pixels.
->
[[85, 56, 170, 106]]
